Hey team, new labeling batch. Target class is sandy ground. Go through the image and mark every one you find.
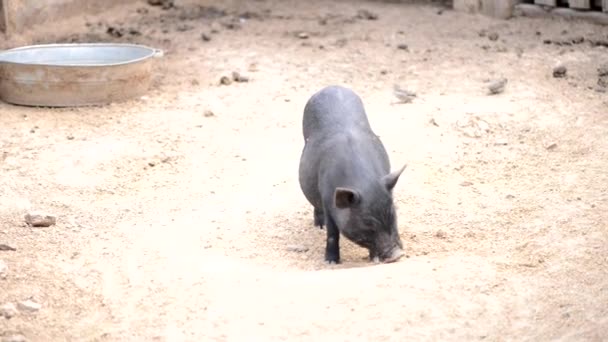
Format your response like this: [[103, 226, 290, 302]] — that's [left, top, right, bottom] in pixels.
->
[[1, 0, 608, 340]]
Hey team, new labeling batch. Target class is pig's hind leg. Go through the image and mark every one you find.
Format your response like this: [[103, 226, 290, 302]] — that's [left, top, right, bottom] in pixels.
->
[[324, 212, 341, 264], [313, 207, 325, 228]]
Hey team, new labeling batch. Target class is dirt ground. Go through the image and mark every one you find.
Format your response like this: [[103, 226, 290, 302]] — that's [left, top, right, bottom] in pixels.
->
[[1, 0, 607, 340]]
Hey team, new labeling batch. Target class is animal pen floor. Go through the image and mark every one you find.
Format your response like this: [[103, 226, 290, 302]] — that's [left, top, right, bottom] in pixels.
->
[[1, 0, 607, 340]]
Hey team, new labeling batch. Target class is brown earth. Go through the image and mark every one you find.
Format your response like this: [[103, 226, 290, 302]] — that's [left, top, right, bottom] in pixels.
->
[[1, 0, 607, 341]]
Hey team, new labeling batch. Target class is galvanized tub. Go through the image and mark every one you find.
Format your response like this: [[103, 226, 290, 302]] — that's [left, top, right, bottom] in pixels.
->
[[0, 43, 163, 107]]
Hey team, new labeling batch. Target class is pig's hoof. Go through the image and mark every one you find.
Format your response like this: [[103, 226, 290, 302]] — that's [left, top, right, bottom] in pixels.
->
[[324, 254, 340, 264]]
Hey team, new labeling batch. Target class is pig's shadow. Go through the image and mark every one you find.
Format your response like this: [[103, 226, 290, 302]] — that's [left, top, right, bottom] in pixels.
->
[[260, 208, 383, 270]]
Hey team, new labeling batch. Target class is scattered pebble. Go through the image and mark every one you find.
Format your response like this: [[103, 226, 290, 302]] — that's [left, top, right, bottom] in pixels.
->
[[66, 135, 75, 140], [488, 32, 499, 41], [204, 110, 215, 117], [494, 139, 508, 146], [2, 334, 28, 342], [106, 26, 124, 38], [505, 194, 516, 199], [297, 32, 309, 39], [0, 244, 16, 251], [356, 9, 378, 20], [201, 33, 211, 42], [17, 300, 41, 313], [24, 211, 56, 228], [1, 303, 18, 319], [232, 71, 249, 83], [176, 24, 193, 32], [598, 63, 608, 88], [553, 64, 567, 78], [0, 260, 7, 279], [429, 118, 439, 127], [546, 143, 558, 150], [219, 76, 232, 85], [487, 78, 508, 95], [221, 20, 240, 30], [396, 43, 409, 51], [147, 0, 174, 9], [286, 245, 309, 253], [435, 230, 447, 239], [460, 181, 473, 187], [392, 84, 416, 103]]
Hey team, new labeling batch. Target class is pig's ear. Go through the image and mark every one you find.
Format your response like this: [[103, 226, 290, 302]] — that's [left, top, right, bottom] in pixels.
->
[[382, 164, 407, 191], [334, 187, 360, 209]]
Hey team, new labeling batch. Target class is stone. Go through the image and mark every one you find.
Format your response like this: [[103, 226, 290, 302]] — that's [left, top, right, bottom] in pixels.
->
[[2, 335, 28, 342], [0, 260, 7, 279], [1, 303, 18, 319], [17, 300, 41, 313], [487, 78, 507, 94], [286, 245, 309, 253], [553, 64, 567, 78], [24, 211, 56, 227]]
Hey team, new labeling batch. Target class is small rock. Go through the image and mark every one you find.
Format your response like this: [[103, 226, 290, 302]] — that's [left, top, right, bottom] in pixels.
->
[[232, 71, 249, 83], [297, 32, 309, 39], [2, 334, 28, 342], [460, 181, 473, 187], [393, 84, 416, 103], [487, 78, 507, 95], [598, 64, 608, 77], [17, 300, 41, 313], [66, 135, 74, 140], [494, 139, 508, 146], [204, 110, 215, 118], [0, 244, 16, 251], [488, 32, 499, 41], [286, 245, 309, 253], [0, 260, 7, 279], [219, 76, 232, 85], [201, 33, 211, 42], [571, 36, 584, 44], [147, 0, 173, 9], [24, 212, 56, 228], [553, 64, 567, 78], [1, 303, 18, 319], [176, 24, 193, 32], [505, 194, 516, 199], [546, 143, 558, 150], [356, 9, 378, 20], [429, 118, 439, 127], [106, 26, 124, 38], [435, 230, 447, 239], [396, 44, 409, 51], [148, 161, 156, 167]]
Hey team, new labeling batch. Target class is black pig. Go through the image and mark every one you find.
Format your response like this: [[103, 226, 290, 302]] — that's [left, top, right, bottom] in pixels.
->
[[298, 85, 406, 264]]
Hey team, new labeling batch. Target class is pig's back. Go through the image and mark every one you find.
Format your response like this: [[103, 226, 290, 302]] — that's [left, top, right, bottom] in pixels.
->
[[302, 85, 372, 139]]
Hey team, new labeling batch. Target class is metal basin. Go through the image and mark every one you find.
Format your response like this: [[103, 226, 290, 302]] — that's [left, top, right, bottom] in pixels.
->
[[0, 43, 163, 107]]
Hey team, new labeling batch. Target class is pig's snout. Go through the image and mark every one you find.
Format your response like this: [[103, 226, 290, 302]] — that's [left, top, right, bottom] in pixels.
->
[[380, 246, 404, 263]]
